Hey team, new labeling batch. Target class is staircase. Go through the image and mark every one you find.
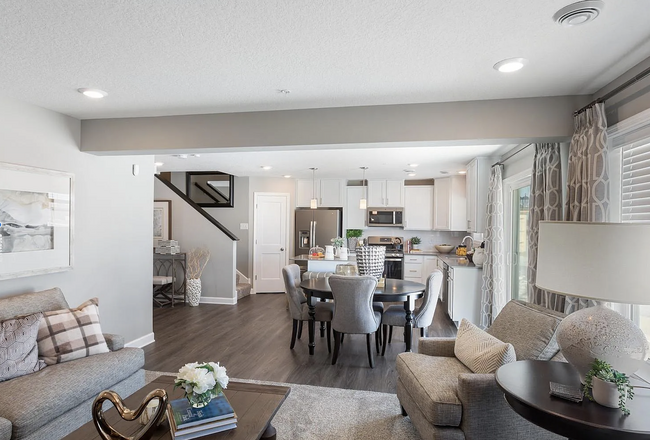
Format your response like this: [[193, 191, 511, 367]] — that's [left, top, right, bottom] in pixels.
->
[[236, 272, 252, 299]]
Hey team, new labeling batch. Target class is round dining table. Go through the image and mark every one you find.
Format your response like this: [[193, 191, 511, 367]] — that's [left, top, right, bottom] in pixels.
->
[[300, 277, 425, 355]]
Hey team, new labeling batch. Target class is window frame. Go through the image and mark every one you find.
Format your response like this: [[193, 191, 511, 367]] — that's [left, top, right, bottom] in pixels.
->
[[503, 170, 532, 301]]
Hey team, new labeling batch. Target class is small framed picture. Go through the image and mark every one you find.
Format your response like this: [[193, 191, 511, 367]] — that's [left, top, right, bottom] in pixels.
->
[[153, 200, 172, 247]]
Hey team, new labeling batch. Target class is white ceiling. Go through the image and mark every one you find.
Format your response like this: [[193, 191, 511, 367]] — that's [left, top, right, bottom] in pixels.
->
[[155, 144, 512, 179], [0, 1, 649, 120]]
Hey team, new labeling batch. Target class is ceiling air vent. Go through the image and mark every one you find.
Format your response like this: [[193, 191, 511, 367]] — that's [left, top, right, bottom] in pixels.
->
[[553, 1, 604, 27]]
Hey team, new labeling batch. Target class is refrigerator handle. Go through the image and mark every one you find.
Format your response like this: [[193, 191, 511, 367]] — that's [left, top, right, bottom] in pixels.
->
[[312, 221, 317, 247]]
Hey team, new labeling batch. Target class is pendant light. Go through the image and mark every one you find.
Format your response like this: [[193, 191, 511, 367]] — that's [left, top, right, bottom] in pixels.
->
[[359, 167, 368, 209], [310, 167, 318, 209]]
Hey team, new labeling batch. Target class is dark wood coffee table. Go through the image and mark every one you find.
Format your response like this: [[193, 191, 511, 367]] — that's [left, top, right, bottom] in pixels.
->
[[62, 375, 290, 440]]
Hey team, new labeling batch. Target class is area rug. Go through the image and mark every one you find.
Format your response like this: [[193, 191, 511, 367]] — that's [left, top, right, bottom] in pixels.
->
[[145, 371, 419, 440]]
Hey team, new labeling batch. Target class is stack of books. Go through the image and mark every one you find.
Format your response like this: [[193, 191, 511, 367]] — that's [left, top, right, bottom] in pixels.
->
[[167, 393, 237, 440], [155, 240, 181, 254]]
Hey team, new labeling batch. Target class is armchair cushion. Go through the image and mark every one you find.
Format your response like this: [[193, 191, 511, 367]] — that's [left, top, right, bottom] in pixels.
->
[[396, 352, 470, 427], [0, 417, 11, 440], [486, 300, 564, 361], [418, 337, 456, 357], [103, 333, 125, 351], [454, 319, 516, 374]]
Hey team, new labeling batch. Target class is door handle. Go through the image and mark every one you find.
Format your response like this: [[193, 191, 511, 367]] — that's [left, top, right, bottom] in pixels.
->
[[280, 248, 285, 251]]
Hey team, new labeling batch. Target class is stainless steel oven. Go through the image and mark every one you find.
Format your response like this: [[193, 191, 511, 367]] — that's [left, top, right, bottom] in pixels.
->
[[367, 236, 404, 279]]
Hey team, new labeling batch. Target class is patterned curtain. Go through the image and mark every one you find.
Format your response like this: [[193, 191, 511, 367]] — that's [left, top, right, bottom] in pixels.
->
[[564, 103, 610, 314], [480, 165, 506, 329], [527, 143, 564, 312]]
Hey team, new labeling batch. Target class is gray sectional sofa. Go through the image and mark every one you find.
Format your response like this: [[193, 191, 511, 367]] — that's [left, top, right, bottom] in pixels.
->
[[0, 288, 145, 440]]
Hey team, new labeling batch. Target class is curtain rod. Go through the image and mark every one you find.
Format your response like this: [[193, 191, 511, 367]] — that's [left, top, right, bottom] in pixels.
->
[[574, 65, 650, 116], [492, 143, 533, 168]]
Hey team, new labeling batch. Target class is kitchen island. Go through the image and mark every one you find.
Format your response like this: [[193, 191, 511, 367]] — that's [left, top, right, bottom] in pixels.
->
[[290, 254, 357, 273]]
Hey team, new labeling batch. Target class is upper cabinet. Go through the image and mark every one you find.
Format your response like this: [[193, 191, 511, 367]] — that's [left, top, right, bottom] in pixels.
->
[[367, 179, 404, 207], [433, 176, 466, 231], [345, 186, 366, 229], [404, 185, 433, 230], [296, 179, 345, 207], [465, 158, 491, 233]]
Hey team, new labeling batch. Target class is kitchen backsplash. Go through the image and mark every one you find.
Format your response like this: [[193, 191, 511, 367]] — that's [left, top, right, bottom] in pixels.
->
[[350, 227, 467, 250]]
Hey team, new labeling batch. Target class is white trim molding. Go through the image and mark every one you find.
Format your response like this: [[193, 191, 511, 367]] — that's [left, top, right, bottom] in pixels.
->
[[199, 296, 238, 305], [608, 107, 650, 149], [125, 332, 155, 348]]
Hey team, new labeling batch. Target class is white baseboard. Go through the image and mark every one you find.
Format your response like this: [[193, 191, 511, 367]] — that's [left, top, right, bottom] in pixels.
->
[[199, 296, 237, 305], [125, 332, 155, 348]]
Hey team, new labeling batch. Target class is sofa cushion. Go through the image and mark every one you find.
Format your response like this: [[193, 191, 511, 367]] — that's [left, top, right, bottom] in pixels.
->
[[454, 319, 516, 374], [0, 313, 46, 382], [487, 300, 564, 361], [37, 298, 109, 365], [396, 352, 470, 427], [0, 347, 144, 439], [0, 288, 69, 322]]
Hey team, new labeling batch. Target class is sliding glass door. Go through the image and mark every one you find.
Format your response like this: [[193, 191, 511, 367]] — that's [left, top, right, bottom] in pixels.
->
[[504, 173, 531, 302]]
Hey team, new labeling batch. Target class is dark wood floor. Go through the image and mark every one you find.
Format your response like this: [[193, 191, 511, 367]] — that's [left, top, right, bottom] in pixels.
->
[[144, 294, 457, 393]]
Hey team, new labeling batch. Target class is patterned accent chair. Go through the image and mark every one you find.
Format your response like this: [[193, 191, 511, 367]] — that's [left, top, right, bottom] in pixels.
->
[[396, 300, 566, 440]]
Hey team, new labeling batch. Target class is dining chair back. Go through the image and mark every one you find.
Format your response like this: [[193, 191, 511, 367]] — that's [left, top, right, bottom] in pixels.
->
[[414, 270, 444, 328], [328, 275, 381, 367], [282, 264, 305, 321]]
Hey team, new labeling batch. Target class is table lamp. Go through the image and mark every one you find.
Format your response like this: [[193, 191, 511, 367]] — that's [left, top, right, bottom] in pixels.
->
[[536, 221, 650, 382]]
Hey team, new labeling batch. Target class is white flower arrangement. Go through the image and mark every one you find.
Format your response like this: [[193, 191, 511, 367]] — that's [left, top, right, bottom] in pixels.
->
[[331, 236, 345, 247], [175, 362, 229, 407]]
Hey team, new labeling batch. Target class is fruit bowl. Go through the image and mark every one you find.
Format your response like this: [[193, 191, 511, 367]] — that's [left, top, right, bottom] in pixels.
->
[[435, 244, 454, 254]]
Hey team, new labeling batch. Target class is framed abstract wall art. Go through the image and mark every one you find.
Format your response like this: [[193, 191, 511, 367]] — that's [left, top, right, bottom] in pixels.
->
[[0, 162, 74, 280], [153, 200, 172, 247]]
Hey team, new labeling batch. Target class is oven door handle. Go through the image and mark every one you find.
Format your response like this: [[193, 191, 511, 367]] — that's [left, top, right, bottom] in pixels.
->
[[385, 258, 403, 262]]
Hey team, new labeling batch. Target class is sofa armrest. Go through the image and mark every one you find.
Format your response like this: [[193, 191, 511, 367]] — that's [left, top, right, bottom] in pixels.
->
[[0, 416, 11, 440], [457, 373, 561, 440], [417, 337, 456, 357], [104, 333, 125, 351]]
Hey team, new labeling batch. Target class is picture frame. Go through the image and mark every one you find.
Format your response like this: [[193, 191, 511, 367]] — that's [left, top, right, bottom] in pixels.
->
[[153, 200, 172, 247], [0, 162, 74, 280]]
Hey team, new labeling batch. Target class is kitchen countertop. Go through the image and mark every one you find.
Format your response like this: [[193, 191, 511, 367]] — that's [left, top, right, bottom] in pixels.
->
[[405, 251, 481, 269], [290, 255, 357, 262]]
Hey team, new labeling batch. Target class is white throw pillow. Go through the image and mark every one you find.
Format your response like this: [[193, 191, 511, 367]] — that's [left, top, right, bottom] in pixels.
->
[[454, 319, 516, 374]]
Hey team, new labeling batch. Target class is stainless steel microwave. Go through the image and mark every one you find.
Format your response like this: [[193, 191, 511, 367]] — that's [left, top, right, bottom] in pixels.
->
[[367, 208, 403, 227]]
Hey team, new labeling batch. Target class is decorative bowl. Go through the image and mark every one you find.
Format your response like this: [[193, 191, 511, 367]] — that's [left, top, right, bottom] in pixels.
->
[[435, 245, 454, 254]]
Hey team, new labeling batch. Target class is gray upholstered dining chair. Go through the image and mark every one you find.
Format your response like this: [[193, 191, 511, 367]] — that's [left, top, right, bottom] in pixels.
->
[[328, 274, 382, 368], [381, 269, 443, 355], [282, 264, 334, 352]]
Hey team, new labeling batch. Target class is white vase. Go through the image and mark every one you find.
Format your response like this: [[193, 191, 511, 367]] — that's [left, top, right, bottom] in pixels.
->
[[324, 245, 335, 260], [187, 278, 201, 306], [472, 248, 486, 267], [412, 244, 420, 250], [592, 376, 625, 409]]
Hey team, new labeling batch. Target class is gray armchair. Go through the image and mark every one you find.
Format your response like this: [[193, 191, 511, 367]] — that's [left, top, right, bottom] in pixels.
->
[[396, 300, 566, 440], [282, 264, 334, 352], [328, 275, 382, 368], [381, 270, 443, 355]]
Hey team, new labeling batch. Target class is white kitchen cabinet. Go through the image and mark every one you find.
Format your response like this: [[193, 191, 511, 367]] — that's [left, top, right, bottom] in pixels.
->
[[367, 179, 404, 207], [433, 176, 466, 231], [345, 186, 366, 229], [404, 185, 433, 230], [466, 158, 491, 233], [423, 256, 439, 280], [296, 179, 345, 207], [403, 254, 423, 283], [446, 266, 482, 327]]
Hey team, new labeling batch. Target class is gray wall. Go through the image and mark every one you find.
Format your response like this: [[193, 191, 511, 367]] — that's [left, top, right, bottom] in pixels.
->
[[81, 96, 589, 154], [154, 179, 236, 302], [597, 55, 650, 126], [0, 97, 154, 344]]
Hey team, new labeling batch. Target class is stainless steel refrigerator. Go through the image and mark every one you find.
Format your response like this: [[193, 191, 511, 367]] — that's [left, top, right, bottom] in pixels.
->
[[295, 208, 343, 255]]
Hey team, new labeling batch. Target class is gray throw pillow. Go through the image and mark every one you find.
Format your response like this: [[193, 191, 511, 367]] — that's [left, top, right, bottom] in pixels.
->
[[454, 319, 516, 374], [0, 312, 47, 382]]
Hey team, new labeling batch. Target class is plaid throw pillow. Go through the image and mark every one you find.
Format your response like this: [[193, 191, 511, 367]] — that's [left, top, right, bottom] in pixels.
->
[[37, 298, 109, 365]]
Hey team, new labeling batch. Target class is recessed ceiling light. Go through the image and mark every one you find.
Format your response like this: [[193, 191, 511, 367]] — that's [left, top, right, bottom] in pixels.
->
[[261, 166, 272, 170], [493, 58, 528, 73], [277, 89, 291, 94], [78, 88, 107, 99], [408, 173, 416, 177], [408, 163, 419, 167], [190, 154, 201, 158], [458, 170, 467, 175], [404, 169, 416, 173], [173, 154, 188, 159], [283, 175, 292, 178], [154, 162, 164, 167], [553, 1, 604, 27], [440, 171, 449, 175]]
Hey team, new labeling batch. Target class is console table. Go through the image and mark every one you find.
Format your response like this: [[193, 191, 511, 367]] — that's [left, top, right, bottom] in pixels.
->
[[153, 252, 187, 306], [495, 360, 650, 440]]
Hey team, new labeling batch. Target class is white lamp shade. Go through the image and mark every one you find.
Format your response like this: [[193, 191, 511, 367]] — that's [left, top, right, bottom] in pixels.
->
[[536, 221, 650, 305]]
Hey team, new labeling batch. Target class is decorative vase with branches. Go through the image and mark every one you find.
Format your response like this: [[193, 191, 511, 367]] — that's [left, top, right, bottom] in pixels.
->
[[186, 248, 210, 307]]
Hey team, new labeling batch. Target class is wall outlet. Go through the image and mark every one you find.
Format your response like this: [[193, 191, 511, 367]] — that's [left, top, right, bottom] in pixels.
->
[[240, 223, 249, 230]]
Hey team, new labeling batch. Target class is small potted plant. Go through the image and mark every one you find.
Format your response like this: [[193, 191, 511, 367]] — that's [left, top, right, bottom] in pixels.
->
[[346, 229, 363, 250], [175, 362, 229, 408], [410, 236, 422, 250], [584, 359, 635, 415]]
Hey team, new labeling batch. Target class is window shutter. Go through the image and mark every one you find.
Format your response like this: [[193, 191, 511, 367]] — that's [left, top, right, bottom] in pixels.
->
[[622, 140, 650, 223]]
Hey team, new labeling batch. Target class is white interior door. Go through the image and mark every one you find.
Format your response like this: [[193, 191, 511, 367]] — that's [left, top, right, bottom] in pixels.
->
[[254, 193, 290, 293]]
